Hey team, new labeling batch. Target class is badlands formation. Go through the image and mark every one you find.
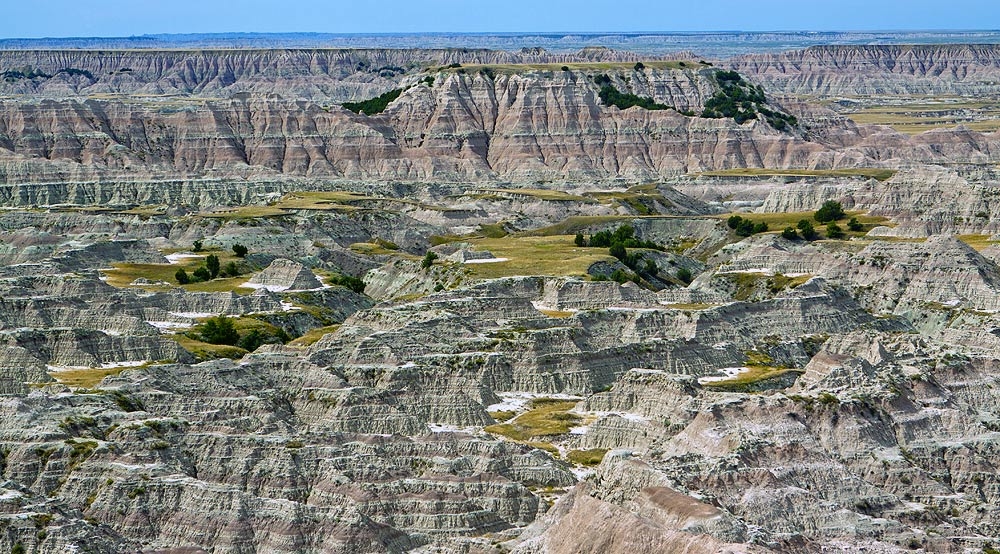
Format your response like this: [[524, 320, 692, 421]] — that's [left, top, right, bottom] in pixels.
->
[[1, 41, 1000, 553]]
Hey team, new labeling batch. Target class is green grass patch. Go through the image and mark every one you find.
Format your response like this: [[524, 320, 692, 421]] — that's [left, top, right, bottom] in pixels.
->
[[288, 325, 341, 347], [48, 363, 160, 389], [484, 398, 580, 441], [714, 211, 889, 233], [489, 410, 517, 422], [702, 366, 801, 389], [566, 448, 608, 466], [197, 206, 289, 219], [169, 335, 248, 361], [462, 235, 615, 279], [957, 234, 998, 251], [102, 251, 253, 294], [696, 168, 897, 182]]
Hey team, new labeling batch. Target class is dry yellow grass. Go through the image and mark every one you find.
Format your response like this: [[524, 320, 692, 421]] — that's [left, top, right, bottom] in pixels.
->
[[288, 325, 341, 347], [957, 234, 998, 251], [101, 250, 253, 294], [462, 235, 615, 279], [48, 365, 149, 388], [484, 398, 580, 441]]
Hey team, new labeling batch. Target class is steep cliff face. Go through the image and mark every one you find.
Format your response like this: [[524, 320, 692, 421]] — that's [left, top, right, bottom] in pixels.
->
[[0, 68, 850, 193], [730, 44, 1000, 96], [0, 47, 656, 100]]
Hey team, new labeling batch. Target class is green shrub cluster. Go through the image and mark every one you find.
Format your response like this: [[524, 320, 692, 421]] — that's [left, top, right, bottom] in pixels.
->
[[175, 253, 243, 284], [342, 88, 404, 115], [594, 74, 670, 111], [327, 273, 366, 294], [193, 315, 290, 351], [701, 70, 797, 129], [726, 215, 768, 237], [814, 200, 845, 223]]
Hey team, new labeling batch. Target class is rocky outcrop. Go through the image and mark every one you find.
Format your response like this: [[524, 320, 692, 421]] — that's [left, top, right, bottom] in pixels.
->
[[247, 258, 322, 291], [731, 44, 1000, 97]]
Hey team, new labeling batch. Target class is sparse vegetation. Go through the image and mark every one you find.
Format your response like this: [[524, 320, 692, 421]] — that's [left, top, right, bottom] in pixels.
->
[[594, 74, 671, 111], [484, 398, 581, 441], [814, 200, 846, 223], [342, 88, 405, 115], [798, 219, 819, 241], [566, 448, 608, 466], [422, 251, 438, 270], [701, 70, 797, 129]]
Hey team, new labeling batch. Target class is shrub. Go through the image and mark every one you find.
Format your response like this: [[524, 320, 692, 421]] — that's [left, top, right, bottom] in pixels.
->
[[342, 88, 404, 115], [781, 227, 798, 240], [574, 233, 586, 247], [192, 240, 203, 252], [752, 222, 769, 234], [643, 259, 658, 275], [421, 251, 438, 270], [676, 267, 693, 284], [611, 269, 630, 283], [232, 244, 248, 258], [797, 219, 819, 241], [735, 219, 756, 237], [609, 243, 628, 262], [206, 254, 220, 279], [814, 200, 845, 223], [826, 222, 845, 239], [634, 62, 645, 71], [237, 329, 266, 352], [847, 217, 864, 232], [561, 66, 570, 71], [192, 267, 211, 282], [223, 261, 240, 278], [175, 268, 190, 284], [198, 316, 240, 346], [727, 215, 744, 229], [599, 84, 670, 111], [328, 273, 366, 294]]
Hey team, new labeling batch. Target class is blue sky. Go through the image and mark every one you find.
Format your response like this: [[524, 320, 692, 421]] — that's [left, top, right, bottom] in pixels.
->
[[2, 0, 999, 38]]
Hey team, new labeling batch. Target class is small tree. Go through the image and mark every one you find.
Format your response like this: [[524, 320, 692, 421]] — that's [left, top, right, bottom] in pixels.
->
[[676, 267, 693, 284], [643, 259, 658, 275], [198, 316, 239, 346], [847, 217, 864, 232], [814, 200, 845, 223], [752, 222, 769, 234], [237, 329, 266, 352], [727, 215, 744, 230], [223, 261, 240, 277], [634, 62, 645, 71], [193, 267, 211, 282], [232, 244, 248, 258], [797, 219, 819, 241], [422, 251, 438, 270], [609, 243, 628, 262], [206, 254, 220, 279], [735, 219, 756, 237], [574, 233, 586, 247], [192, 240, 203, 252], [826, 222, 845, 239], [781, 227, 798, 240], [175, 268, 191, 284]]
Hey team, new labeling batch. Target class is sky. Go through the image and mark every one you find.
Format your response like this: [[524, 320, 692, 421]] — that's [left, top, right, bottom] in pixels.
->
[[2, 0, 999, 38]]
